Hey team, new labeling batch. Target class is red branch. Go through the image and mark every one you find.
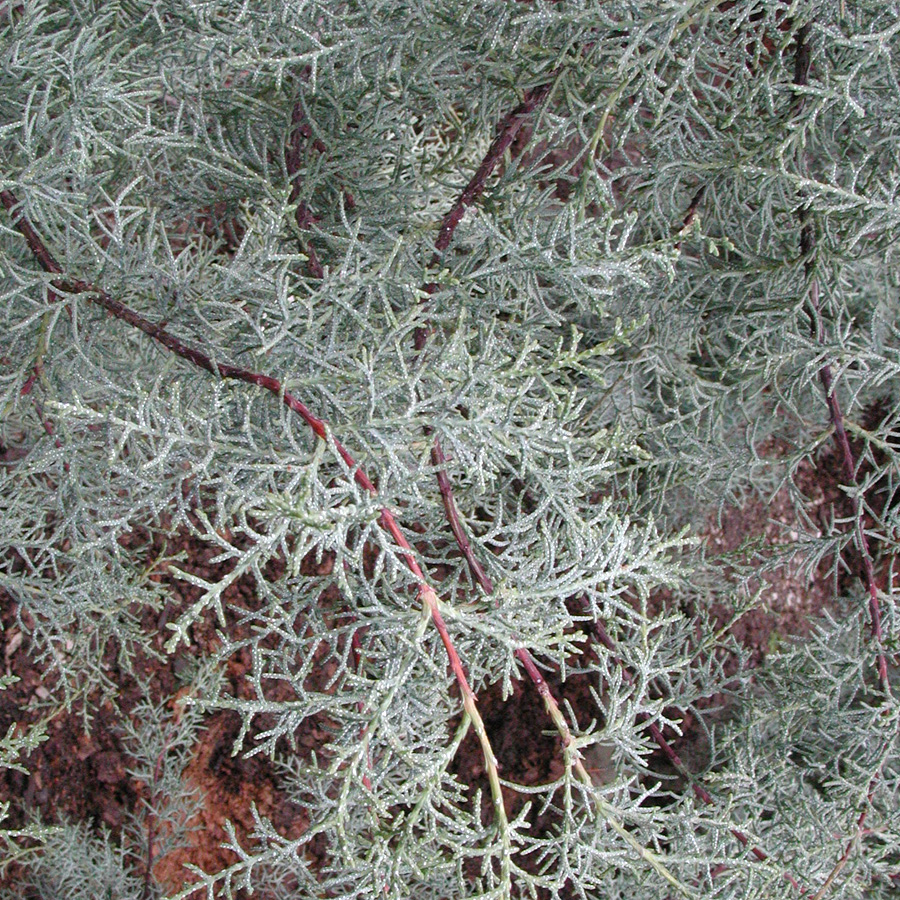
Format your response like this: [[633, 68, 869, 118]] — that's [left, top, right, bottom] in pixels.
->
[[428, 84, 553, 261], [792, 24, 890, 693], [803, 263, 888, 689], [414, 80, 555, 591], [791, 23, 892, 892], [1, 191, 64, 274], [409, 107, 798, 875], [283, 75, 357, 280], [2, 190, 502, 813], [0, 190, 446, 582], [431, 438, 494, 594], [810, 807, 868, 900], [415, 81, 554, 351]]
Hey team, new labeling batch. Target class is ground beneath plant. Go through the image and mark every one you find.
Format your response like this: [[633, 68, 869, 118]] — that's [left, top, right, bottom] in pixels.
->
[[0, 442, 871, 898]]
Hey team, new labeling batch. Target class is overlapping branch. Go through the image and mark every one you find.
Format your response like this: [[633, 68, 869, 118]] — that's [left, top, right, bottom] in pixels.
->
[[411, 85, 693, 895], [788, 21, 894, 896], [409, 67, 795, 891], [1, 186, 515, 887]]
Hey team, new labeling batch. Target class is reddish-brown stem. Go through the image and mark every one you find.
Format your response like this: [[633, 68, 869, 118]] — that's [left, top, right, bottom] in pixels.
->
[[514, 646, 694, 895], [792, 22, 890, 692], [431, 438, 494, 594], [1, 191, 64, 274], [800, 243, 889, 689], [283, 74, 357, 280], [3, 191, 442, 585], [429, 84, 553, 260], [415, 79, 555, 593], [3, 191, 375, 492], [412, 85, 790, 887], [285, 97, 324, 279], [2, 185, 512, 860], [584, 618, 716, 802], [673, 186, 705, 250], [30, 393, 69, 473], [811, 808, 868, 900], [415, 80, 555, 351]]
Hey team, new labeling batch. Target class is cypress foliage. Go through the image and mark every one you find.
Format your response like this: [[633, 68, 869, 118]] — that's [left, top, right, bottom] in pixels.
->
[[1, 1, 898, 897]]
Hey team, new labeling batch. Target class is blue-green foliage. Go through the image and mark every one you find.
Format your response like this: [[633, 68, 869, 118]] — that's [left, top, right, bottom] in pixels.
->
[[1, 1, 898, 897]]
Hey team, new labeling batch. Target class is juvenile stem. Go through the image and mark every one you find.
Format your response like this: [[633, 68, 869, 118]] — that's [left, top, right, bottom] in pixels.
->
[[515, 648, 697, 898], [810, 808, 867, 900], [431, 439, 493, 594], [285, 94, 324, 279], [415, 79, 555, 350]]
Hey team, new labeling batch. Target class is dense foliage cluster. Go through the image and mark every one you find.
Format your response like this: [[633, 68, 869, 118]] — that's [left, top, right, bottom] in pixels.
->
[[1, 1, 898, 897]]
